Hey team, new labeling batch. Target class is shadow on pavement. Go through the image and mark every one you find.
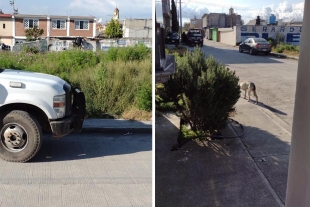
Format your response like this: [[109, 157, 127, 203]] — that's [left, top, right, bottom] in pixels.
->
[[31, 133, 151, 163], [258, 102, 287, 115], [156, 113, 289, 206]]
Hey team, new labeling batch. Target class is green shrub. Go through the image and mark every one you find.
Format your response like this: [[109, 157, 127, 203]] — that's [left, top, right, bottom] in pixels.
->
[[106, 44, 151, 62], [164, 47, 240, 133], [136, 81, 152, 111], [267, 37, 276, 46], [23, 45, 40, 54], [275, 47, 284, 53]]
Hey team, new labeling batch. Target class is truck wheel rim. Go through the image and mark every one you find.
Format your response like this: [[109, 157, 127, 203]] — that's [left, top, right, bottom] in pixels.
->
[[1, 123, 28, 152]]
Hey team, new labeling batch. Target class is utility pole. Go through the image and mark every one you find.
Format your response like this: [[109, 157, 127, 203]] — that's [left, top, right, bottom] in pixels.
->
[[9, 0, 18, 15], [285, 0, 310, 206], [179, 0, 182, 34]]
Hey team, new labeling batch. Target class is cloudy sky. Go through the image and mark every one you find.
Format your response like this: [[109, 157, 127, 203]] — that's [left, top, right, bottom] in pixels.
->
[[179, 0, 304, 24], [0, 0, 152, 22]]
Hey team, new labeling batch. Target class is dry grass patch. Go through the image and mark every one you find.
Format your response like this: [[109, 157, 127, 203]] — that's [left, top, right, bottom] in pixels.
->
[[122, 107, 152, 121]]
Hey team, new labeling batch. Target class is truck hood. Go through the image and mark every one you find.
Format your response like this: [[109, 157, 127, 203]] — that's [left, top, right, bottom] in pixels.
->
[[0, 69, 67, 94]]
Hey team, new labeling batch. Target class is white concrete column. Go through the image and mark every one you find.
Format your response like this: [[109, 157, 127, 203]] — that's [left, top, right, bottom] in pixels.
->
[[67, 17, 70, 36], [47, 17, 50, 37], [285, 1, 310, 206], [12, 15, 15, 48], [93, 18, 96, 37]]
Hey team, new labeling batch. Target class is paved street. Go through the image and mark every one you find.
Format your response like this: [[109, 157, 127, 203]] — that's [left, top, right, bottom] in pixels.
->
[[199, 40, 298, 133], [0, 132, 152, 207]]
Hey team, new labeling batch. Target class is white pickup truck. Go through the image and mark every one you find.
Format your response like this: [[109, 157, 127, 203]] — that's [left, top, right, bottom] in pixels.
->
[[0, 69, 85, 162]]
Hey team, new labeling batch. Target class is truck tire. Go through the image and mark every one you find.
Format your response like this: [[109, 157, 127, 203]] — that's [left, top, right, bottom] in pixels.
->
[[0, 110, 42, 162]]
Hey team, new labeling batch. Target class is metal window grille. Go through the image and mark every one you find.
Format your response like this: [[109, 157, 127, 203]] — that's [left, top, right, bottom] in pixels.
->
[[24, 19, 39, 28], [75, 20, 89, 30], [52, 20, 66, 29]]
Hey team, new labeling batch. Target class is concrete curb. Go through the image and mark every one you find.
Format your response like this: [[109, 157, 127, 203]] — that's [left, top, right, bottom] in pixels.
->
[[270, 52, 299, 60], [81, 119, 152, 134]]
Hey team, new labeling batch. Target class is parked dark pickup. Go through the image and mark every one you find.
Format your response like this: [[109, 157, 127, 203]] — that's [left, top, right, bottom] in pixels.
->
[[186, 29, 203, 47]]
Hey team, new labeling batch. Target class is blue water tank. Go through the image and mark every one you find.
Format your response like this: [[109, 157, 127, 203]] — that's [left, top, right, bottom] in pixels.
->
[[269, 14, 276, 24]]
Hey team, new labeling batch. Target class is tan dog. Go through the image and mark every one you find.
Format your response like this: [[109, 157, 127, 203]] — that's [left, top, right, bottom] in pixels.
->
[[239, 81, 258, 104]]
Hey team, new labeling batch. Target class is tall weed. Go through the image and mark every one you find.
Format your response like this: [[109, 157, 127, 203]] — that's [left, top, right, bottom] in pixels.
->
[[0, 48, 151, 118]]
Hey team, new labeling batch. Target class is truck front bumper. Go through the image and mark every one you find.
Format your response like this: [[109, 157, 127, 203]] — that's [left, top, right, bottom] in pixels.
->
[[50, 87, 86, 139]]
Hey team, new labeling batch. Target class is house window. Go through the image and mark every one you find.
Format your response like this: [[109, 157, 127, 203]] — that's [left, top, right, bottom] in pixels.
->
[[74, 20, 89, 30], [3, 24, 5, 29], [52, 19, 66, 29], [24, 19, 39, 28]]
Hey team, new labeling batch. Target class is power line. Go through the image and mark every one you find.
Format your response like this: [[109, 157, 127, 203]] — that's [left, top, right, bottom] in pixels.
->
[[182, 0, 192, 10]]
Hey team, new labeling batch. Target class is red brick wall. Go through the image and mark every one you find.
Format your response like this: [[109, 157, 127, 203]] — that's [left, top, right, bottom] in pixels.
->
[[15, 18, 47, 37], [50, 20, 67, 36], [69, 20, 93, 37], [15, 18, 24, 36]]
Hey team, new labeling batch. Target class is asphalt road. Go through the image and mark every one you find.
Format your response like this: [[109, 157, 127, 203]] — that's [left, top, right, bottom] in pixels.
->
[[0, 132, 152, 207], [198, 40, 298, 133]]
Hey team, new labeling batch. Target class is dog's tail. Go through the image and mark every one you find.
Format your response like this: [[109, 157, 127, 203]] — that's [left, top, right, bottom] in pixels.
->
[[252, 83, 256, 91]]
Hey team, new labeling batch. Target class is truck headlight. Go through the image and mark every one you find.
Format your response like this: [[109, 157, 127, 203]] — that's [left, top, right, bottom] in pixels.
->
[[53, 94, 66, 118]]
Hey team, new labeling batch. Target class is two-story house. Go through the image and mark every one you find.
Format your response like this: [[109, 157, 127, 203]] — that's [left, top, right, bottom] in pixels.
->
[[0, 13, 13, 46], [1, 13, 96, 47]]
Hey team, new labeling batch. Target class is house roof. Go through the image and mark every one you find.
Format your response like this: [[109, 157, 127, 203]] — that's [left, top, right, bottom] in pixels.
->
[[14, 14, 95, 20], [0, 14, 12, 18]]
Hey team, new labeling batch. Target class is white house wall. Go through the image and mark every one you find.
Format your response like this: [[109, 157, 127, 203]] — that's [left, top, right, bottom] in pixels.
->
[[123, 28, 152, 38], [123, 19, 152, 38], [218, 27, 236, 46], [236, 25, 302, 45]]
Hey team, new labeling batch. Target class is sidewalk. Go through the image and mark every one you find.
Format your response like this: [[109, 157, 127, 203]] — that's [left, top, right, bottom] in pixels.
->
[[156, 98, 290, 206], [81, 119, 152, 133]]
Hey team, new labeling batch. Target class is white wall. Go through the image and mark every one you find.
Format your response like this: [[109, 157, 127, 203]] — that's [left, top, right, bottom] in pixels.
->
[[236, 25, 302, 45], [218, 27, 236, 46], [98, 38, 152, 51], [123, 19, 152, 38]]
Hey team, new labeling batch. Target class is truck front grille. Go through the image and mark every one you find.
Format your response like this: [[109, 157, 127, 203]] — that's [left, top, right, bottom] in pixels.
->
[[63, 83, 72, 116]]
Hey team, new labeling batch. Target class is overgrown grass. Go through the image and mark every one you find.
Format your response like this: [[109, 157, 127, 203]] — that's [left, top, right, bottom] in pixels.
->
[[165, 46, 188, 57], [266, 37, 300, 56], [0, 46, 152, 119], [272, 43, 300, 56]]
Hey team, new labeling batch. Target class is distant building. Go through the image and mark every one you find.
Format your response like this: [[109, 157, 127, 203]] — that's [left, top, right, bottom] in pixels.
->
[[246, 18, 302, 26], [190, 16, 202, 29], [122, 18, 152, 38], [202, 7, 242, 28], [113, 7, 119, 20], [246, 19, 268, 26], [0, 13, 13, 46]]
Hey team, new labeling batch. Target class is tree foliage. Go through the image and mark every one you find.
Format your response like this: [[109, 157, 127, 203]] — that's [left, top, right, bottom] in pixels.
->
[[164, 48, 240, 133], [25, 26, 44, 41], [171, 0, 179, 32], [105, 19, 123, 38]]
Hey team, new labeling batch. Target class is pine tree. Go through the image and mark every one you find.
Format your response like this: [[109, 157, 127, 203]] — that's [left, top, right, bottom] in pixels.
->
[[171, 0, 179, 32]]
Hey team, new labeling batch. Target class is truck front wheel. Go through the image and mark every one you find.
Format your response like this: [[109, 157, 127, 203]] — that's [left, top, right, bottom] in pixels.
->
[[0, 110, 42, 162]]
